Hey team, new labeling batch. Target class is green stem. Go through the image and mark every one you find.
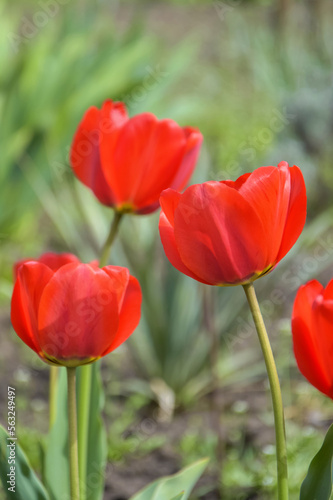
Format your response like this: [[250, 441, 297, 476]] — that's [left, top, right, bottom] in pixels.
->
[[77, 211, 123, 499], [243, 283, 288, 500], [77, 365, 91, 500], [67, 367, 80, 500], [49, 365, 59, 429], [99, 211, 123, 267]]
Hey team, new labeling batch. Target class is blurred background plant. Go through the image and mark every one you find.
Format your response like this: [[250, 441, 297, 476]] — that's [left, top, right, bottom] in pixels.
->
[[1, 0, 333, 498]]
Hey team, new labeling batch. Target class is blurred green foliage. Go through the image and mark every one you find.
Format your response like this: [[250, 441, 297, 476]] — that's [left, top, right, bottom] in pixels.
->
[[0, 0, 333, 382], [2, 0, 333, 396], [1, 1, 333, 496]]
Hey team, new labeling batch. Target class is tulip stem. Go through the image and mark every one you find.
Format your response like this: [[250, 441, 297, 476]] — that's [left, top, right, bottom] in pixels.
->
[[77, 211, 123, 499], [99, 211, 123, 267], [49, 365, 59, 429], [77, 365, 91, 500], [67, 367, 80, 500], [243, 283, 288, 500]]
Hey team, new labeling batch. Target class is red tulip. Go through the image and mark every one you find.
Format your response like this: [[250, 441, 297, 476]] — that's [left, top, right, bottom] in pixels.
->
[[70, 99, 203, 214], [159, 161, 307, 286], [11, 262, 141, 367], [292, 280, 333, 399], [13, 252, 80, 279]]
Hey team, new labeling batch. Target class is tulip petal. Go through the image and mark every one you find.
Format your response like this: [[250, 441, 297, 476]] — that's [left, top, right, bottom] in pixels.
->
[[70, 106, 116, 206], [101, 268, 142, 354], [160, 189, 181, 227], [14, 253, 80, 280], [168, 127, 203, 192], [276, 164, 307, 262], [222, 172, 251, 190], [233, 164, 291, 265], [159, 190, 211, 284], [37, 263, 119, 364], [292, 280, 333, 397], [100, 114, 188, 211], [11, 263, 54, 356], [173, 182, 267, 285], [101, 99, 128, 129], [312, 293, 333, 391], [38, 252, 80, 270]]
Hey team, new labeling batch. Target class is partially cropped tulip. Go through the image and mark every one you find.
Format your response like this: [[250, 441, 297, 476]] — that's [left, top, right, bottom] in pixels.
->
[[292, 279, 333, 399], [13, 252, 80, 279], [11, 262, 141, 367], [70, 99, 203, 214], [159, 161, 306, 286]]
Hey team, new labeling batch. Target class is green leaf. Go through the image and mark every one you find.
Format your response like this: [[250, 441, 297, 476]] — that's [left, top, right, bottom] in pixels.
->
[[130, 458, 209, 500], [169, 493, 185, 500], [0, 425, 49, 500], [44, 368, 70, 500], [300, 423, 333, 500], [77, 362, 107, 500]]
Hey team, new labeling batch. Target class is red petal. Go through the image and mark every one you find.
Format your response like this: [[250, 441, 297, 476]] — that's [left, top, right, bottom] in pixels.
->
[[312, 290, 333, 393], [13, 258, 31, 281], [221, 172, 251, 190], [37, 263, 119, 364], [11, 263, 54, 356], [173, 182, 267, 285], [323, 280, 333, 300], [101, 99, 128, 129], [38, 252, 80, 270], [14, 253, 80, 280], [159, 189, 210, 284], [101, 268, 142, 354], [236, 165, 291, 265], [100, 114, 188, 211], [276, 164, 307, 262], [70, 106, 116, 206], [168, 127, 203, 192], [292, 280, 333, 398], [160, 189, 181, 228]]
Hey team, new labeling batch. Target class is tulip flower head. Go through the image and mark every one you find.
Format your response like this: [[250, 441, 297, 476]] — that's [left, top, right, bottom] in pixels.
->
[[11, 261, 141, 367], [70, 99, 203, 214], [292, 279, 333, 399], [159, 161, 307, 286]]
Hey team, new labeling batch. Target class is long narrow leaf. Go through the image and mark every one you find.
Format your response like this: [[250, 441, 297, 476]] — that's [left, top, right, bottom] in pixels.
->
[[44, 368, 70, 500], [77, 362, 107, 500], [0, 425, 49, 500], [130, 458, 209, 500], [300, 423, 333, 500]]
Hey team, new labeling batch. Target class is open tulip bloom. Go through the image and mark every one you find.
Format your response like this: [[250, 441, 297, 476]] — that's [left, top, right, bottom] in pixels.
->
[[292, 279, 333, 399], [70, 99, 203, 215], [11, 261, 142, 366], [159, 161, 307, 286]]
